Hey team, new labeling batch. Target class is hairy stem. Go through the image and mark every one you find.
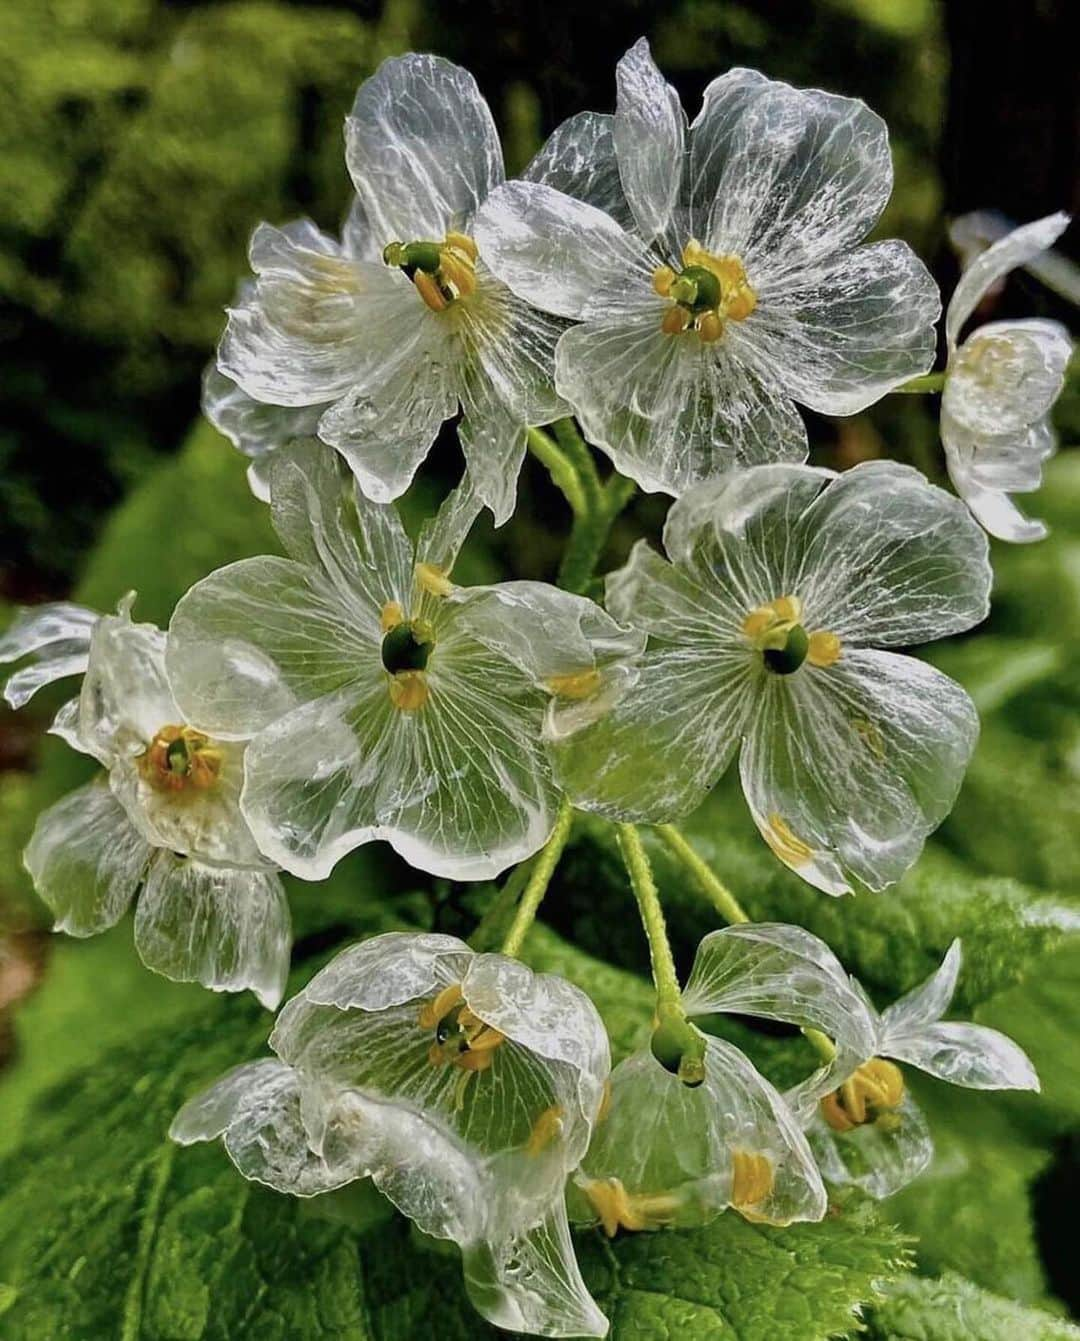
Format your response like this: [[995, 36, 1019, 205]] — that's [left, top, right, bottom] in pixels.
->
[[527, 427, 587, 515], [655, 823, 749, 925], [470, 858, 534, 952], [617, 822, 683, 1014], [501, 798, 575, 957]]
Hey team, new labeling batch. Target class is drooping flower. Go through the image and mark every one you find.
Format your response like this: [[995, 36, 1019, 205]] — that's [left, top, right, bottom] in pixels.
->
[[166, 439, 643, 882], [0, 599, 291, 1008], [553, 461, 991, 894], [475, 38, 940, 496], [570, 923, 875, 1233], [216, 57, 566, 525], [171, 931, 612, 1338], [810, 940, 1039, 1198], [941, 212, 1073, 542]]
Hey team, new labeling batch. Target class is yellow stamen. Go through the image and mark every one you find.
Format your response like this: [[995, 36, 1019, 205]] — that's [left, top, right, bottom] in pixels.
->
[[656, 240, 757, 343], [807, 630, 842, 667], [444, 230, 478, 262], [415, 562, 454, 598], [546, 668, 602, 700], [137, 724, 223, 795], [438, 248, 477, 300], [661, 305, 691, 335], [730, 1150, 774, 1211], [413, 270, 448, 312], [388, 670, 429, 712], [762, 814, 815, 869], [380, 600, 405, 633], [820, 1058, 905, 1133], [652, 265, 676, 297], [579, 1177, 682, 1237], [526, 1105, 565, 1156], [696, 311, 723, 343], [418, 982, 464, 1030], [742, 595, 802, 642]]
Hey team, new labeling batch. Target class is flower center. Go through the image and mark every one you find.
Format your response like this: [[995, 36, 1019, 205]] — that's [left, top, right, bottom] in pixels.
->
[[653, 240, 757, 343], [383, 231, 479, 312], [579, 1176, 682, 1236], [419, 982, 506, 1071], [954, 333, 1018, 389], [380, 601, 434, 713], [742, 596, 841, 674], [820, 1057, 905, 1133], [137, 724, 223, 794]]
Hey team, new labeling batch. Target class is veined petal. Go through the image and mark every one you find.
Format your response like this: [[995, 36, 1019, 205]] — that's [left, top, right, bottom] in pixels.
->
[[739, 650, 979, 894], [415, 475, 485, 575], [942, 426, 1050, 545], [552, 646, 752, 822], [49, 697, 84, 751], [281, 931, 470, 1015], [457, 355, 528, 528], [459, 269, 565, 424], [689, 70, 892, 280], [170, 1058, 287, 1143], [134, 853, 291, 1009], [24, 781, 150, 936], [747, 240, 939, 414], [345, 54, 503, 241], [202, 364, 323, 480], [220, 222, 408, 406], [944, 318, 1072, 437], [885, 1022, 1039, 1091], [947, 211, 1070, 347], [614, 38, 686, 249], [78, 606, 177, 764], [474, 181, 649, 320], [879, 940, 960, 1036], [794, 460, 991, 646], [809, 1091, 932, 1200], [0, 601, 98, 709], [524, 111, 633, 229], [463, 1198, 608, 1339], [604, 539, 741, 641]]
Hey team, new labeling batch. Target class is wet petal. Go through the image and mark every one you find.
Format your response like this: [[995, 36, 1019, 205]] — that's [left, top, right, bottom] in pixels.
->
[[170, 1058, 287, 1143], [458, 354, 528, 528], [749, 240, 939, 414], [202, 364, 323, 482], [475, 180, 648, 320], [0, 602, 98, 709], [885, 1022, 1039, 1091], [879, 940, 960, 1036], [690, 71, 893, 280], [78, 606, 177, 764], [49, 697, 84, 751], [945, 318, 1071, 440], [739, 649, 979, 894], [947, 212, 1070, 347], [24, 781, 150, 936], [604, 539, 741, 642], [415, 476, 485, 575], [345, 54, 503, 241], [809, 1091, 932, 1199], [614, 38, 686, 249], [524, 111, 633, 229], [283, 931, 471, 1014], [943, 429, 1050, 545], [134, 853, 291, 1009]]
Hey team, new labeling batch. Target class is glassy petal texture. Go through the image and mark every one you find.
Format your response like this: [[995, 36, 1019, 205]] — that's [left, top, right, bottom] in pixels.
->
[[613, 38, 686, 250], [524, 111, 633, 228]]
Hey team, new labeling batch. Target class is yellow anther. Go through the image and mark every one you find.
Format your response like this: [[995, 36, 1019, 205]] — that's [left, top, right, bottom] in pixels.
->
[[579, 1177, 682, 1237], [138, 724, 223, 794], [444, 231, 479, 262], [438, 248, 477, 300], [526, 1105, 565, 1157], [380, 600, 405, 633], [413, 270, 448, 312], [464, 1025, 506, 1053], [762, 814, 815, 869], [807, 630, 842, 667], [415, 562, 454, 598], [820, 1058, 905, 1133], [661, 305, 691, 335], [418, 982, 465, 1030], [388, 670, 429, 712], [742, 596, 802, 644], [730, 1150, 774, 1211], [546, 668, 602, 700], [725, 286, 757, 321], [695, 311, 724, 343], [652, 265, 676, 297]]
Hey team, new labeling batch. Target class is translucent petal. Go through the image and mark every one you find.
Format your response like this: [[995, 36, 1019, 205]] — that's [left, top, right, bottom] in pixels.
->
[[345, 54, 503, 241], [689, 70, 893, 281], [878, 939, 960, 1036], [793, 460, 992, 646], [808, 1091, 932, 1199], [576, 1039, 826, 1229], [457, 352, 527, 528], [739, 649, 979, 894], [748, 240, 939, 415], [474, 180, 648, 320], [943, 432, 1050, 545], [415, 476, 485, 574], [201, 364, 323, 474], [170, 1058, 287, 1143], [49, 697, 84, 751], [946, 212, 1070, 347], [0, 601, 97, 708], [78, 604, 177, 764], [219, 221, 409, 406], [134, 853, 291, 1009], [463, 1198, 608, 1338], [552, 646, 752, 823], [555, 312, 808, 496], [24, 781, 149, 936], [944, 318, 1072, 438], [280, 931, 470, 1015], [524, 111, 633, 229], [682, 923, 877, 1121], [613, 38, 686, 249], [885, 1022, 1039, 1091]]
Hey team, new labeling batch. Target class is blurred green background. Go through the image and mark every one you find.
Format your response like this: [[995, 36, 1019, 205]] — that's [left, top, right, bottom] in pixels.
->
[[1, 0, 1078, 1336]]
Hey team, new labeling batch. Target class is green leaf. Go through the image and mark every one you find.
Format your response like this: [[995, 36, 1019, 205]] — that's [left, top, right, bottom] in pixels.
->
[[865, 1273, 1080, 1341]]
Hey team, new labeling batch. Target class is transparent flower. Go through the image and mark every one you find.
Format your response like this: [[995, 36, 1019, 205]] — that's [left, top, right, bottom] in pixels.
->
[[554, 460, 991, 894], [570, 923, 875, 1232], [217, 56, 566, 525], [166, 439, 642, 882], [171, 931, 611, 1338], [1, 598, 290, 1008], [942, 211, 1073, 542], [810, 940, 1039, 1198], [475, 38, 939, 496]]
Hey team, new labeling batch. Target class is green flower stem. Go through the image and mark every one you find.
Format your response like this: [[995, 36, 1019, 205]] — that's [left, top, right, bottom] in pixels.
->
[[617, 822, 683, 1016], [655, 823, 749, 925], [552, 417, 604, 515], [526, 427, 587, 515], [469, 857, 534, 952], [501, 798, 575, 958], [895, 371, 946, 394]]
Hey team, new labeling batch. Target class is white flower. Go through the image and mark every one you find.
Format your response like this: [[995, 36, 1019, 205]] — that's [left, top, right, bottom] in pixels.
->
[[942, 212, 1073, 542], [217, 57, 566, 525], [1, 599, 290, 1008], [810, 940, 1039, 1198], [553, 461, 991, 894], [171, 931, 612, 1338], [475, 38, 940, 496], [571, 924, 875, 1232], [166, 440, 643, 882]]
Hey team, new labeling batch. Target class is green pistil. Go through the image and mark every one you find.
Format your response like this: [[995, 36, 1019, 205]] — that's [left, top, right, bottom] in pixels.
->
[[381, 621, 434, 673], [669, 265, 722, 312], [382, 240, 442, 278], [762, 623, 809, 675]]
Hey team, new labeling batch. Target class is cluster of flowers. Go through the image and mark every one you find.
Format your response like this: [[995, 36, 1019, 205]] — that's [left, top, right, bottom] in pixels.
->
[[1, 40, 1069, 1339]]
